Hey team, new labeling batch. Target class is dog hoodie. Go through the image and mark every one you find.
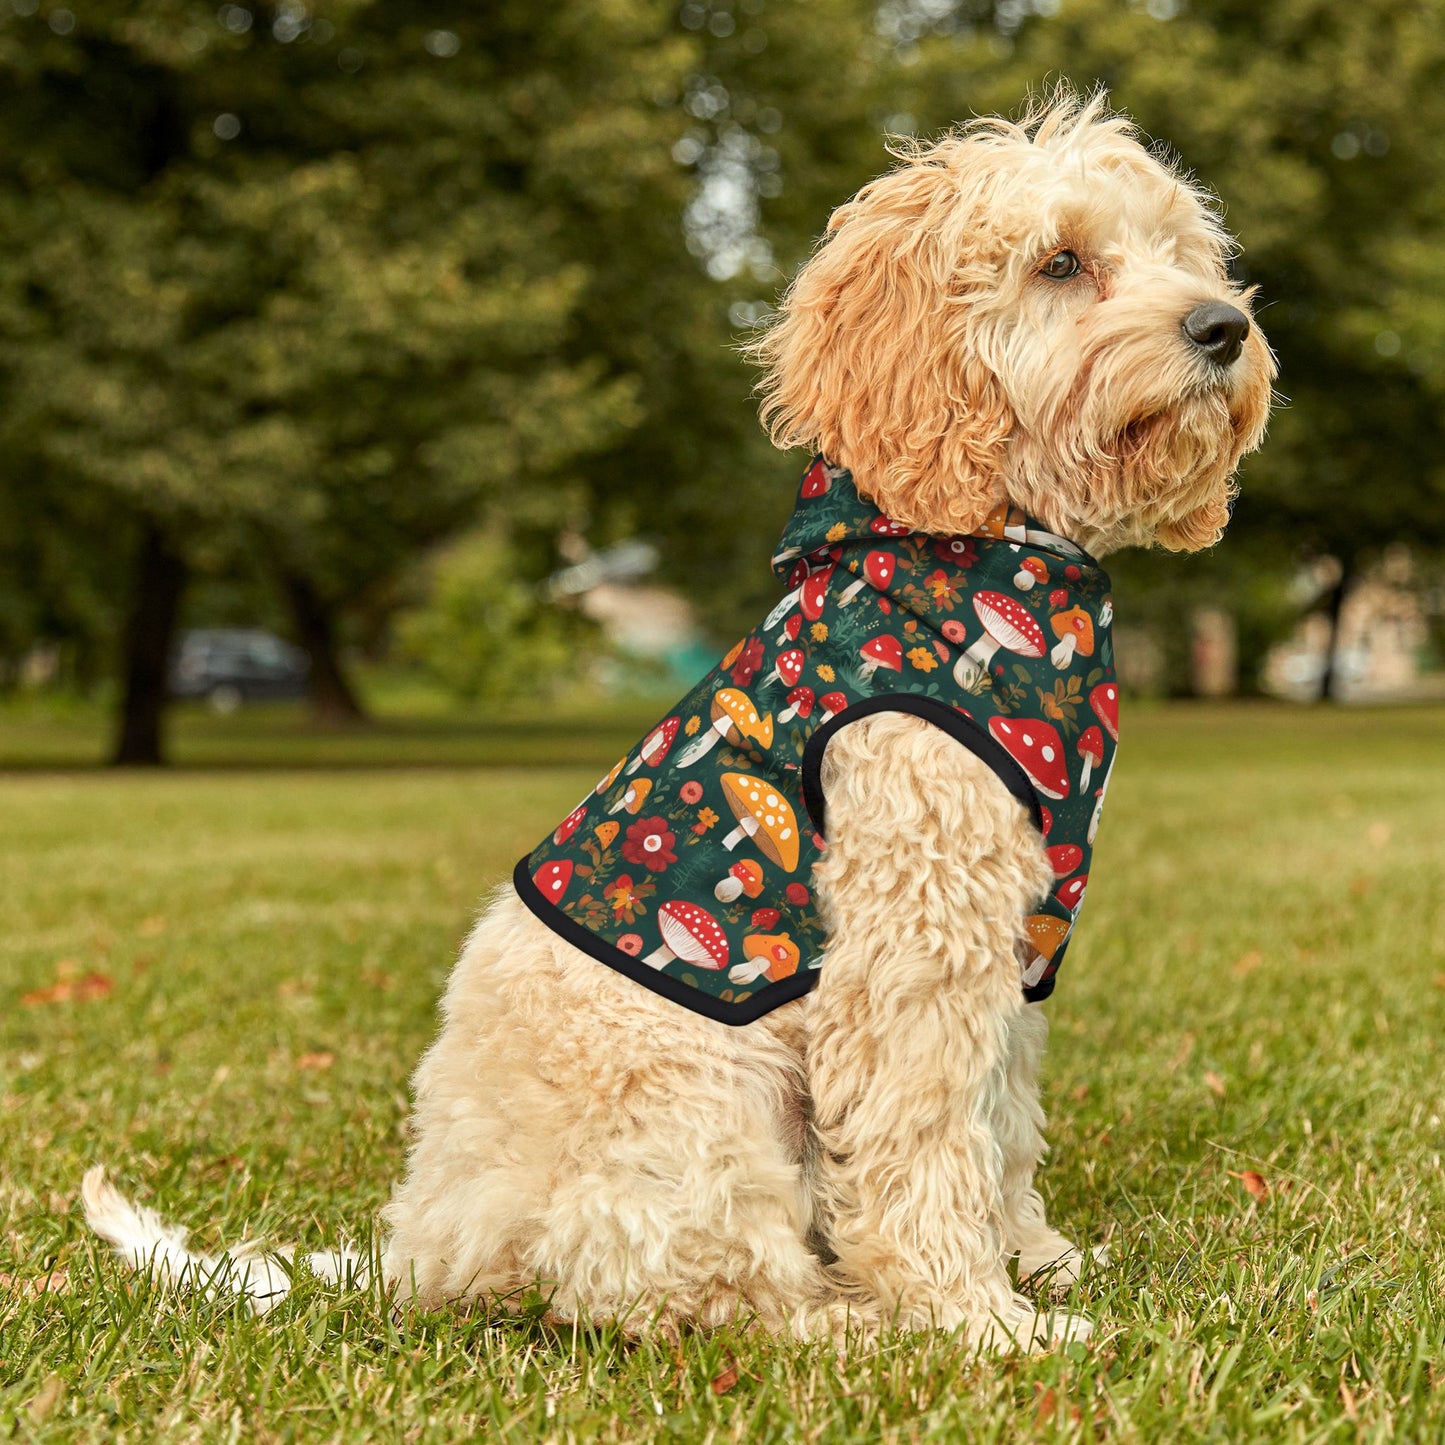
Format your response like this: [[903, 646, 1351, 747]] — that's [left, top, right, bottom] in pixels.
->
[[518, 457, 1118, 1025]]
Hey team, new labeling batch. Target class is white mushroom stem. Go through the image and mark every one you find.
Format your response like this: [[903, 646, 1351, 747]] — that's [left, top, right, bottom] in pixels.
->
[[1020, 948, 1049, 988], [674, 722, 728, 769], [954, 635, 1000, 688], [642, 943, 682, 970], [1079, 752, 1095, 790], [1015, 567, 1036, 590], [762, 587, 801, 631], [721, 816, 759, 851], [1050, 635, 1078, 668], [715, 876, 743, 903], [607, 786, 639, 814], [727, 957, 770, 985], [835, 576, 867, 608]]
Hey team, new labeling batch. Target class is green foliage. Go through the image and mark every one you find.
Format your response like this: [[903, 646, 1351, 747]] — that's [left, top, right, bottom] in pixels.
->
[[395, 533, 596, 705], [3, 704, 1445, 1438]]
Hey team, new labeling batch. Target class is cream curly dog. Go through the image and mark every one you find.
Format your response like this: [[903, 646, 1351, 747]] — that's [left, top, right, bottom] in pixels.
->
[[85, 92, 1273, 1350]]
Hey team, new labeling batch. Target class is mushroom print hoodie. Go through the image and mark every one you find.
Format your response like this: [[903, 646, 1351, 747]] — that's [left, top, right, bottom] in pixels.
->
[[518, 457, 1119, 1026]]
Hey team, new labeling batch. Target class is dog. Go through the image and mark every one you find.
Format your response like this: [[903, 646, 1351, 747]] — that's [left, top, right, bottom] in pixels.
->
[[85, 89, 1273, 1351]]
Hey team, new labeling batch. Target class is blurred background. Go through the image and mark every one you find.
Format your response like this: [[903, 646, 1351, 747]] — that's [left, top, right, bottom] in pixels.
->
[[2, 0, 1443, 766]]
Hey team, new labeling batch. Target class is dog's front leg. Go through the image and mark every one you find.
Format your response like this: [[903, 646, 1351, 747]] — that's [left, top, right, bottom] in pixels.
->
[[805, 712, 1088, 1349]]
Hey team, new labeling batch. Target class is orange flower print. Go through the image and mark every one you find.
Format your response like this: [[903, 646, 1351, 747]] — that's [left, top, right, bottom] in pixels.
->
[[923, 568, 961, 609], [907, 647, 938, 672], [604, 874, 646, 924], [692, 806, 719, 835], [811, 622, 829, 642]]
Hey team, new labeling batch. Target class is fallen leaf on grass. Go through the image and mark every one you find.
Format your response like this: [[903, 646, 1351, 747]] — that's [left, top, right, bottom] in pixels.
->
[[1204, 1070, 1227, 1098], [361, 969, 394, 992], [1364, 821, 1391, 849], [295, 1052, 334, 1071], [1228, 1169, 1268, 1201], [1433, 974, 1445, 990], [1034, 1386, 1058, 1424], [1232, 950, 1263, 977], [0, 1268, 70, 1299], [711, 1358, 740, 1395], [138, 915, 167, 937], [21, 972, 114, 1006], [1070, 1084, 1090, 1103]]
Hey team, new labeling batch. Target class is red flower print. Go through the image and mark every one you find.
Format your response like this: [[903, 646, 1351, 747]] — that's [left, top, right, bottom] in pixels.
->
[[622, 816, 677, 871], [751, 907, 781, 930], [679, 780, 704, 805], [729, 636, 765, 686], [785, 882, 810, 906], [934, 537, 977, 567], [617, 933, 643, 956], [1049, 588, 1068, 607]]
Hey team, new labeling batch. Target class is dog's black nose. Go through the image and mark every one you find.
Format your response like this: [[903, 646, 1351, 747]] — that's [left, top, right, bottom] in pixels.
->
[[1182, 302, 1250, 367]]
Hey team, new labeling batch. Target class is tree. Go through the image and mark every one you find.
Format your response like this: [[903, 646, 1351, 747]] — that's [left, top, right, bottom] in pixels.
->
[[0, 1, 694, 758]]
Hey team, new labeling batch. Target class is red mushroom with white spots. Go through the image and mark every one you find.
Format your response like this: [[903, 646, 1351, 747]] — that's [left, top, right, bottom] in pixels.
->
[[625, 716, 680, 775], [799, 457, 832, 499], [818, 691, 849, 724], [1056, 874, 1089, 913], [836, 550, 896, 608], [764, 647, 806, 689], [955, 591, 1046, 687], [775, 613, 803, 648], [869, 516, 910, 537], [1045, 843, 1082, 877], [532, 859, 574, 906], [987, 716, 1070, 800], [858, 635, 903, 681], [643, 901, 730, 972], [553, 803, 588, 845], [1089, 682, 1119, 742], [1076, 725, 1104, 790], [779, 685, 814, 724], [799, 565, 835, 621]]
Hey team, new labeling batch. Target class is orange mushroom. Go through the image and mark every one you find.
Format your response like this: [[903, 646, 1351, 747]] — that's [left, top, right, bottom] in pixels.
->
[[728, 930, 801, 984], [1018, 913, 1069, 988], [717, 773, 799, 871]]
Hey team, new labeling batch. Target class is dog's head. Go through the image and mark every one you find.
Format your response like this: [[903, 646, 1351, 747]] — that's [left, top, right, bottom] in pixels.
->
[[750, 90, 1275, 554]]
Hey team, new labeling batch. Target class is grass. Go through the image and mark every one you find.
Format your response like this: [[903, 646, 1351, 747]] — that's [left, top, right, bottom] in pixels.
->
[[2, 700, 1444, 1442]]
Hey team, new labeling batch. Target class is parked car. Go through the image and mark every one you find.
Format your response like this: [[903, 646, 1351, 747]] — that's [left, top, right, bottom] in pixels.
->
[[170, 629, 310, 712]]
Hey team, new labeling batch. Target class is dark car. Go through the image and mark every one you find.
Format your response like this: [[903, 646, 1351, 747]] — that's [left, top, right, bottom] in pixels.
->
[[170, 629, 311, 712]]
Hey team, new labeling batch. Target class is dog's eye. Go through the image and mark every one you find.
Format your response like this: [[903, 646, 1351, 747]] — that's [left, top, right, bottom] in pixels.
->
[[1040, 250, 1081, 280]]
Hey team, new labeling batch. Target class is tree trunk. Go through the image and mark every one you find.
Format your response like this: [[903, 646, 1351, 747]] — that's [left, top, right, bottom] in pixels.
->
[[112, 524, 187, 766], [281, 571, 366, 725], [1317, 557, 1354, 703]]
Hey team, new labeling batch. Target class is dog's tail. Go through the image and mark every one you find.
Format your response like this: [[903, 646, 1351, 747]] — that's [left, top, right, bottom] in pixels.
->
[[81, 1165, 368, 1315]]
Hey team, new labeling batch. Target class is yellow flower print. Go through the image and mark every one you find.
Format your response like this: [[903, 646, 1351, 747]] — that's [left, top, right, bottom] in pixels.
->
[[811, 622, 829, 642], [826, 522, 848, 542], [816, 663, 835, 682], [907, 647, 938, 672], [693, 806, 720, 835], [684, 714, 701, 736]]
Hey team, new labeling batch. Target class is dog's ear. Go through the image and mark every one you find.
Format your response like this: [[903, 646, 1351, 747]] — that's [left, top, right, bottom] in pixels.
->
[[748, 150, 1013, 535]]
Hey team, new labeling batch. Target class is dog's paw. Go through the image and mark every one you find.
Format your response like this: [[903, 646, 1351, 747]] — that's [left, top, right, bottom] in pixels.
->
[[972, 1295, 1093, 1353], [1018, 1240, 1110, 1293]]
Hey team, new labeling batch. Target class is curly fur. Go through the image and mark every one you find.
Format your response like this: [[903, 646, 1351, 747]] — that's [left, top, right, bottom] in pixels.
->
[[85, 88, 1272, 1353]]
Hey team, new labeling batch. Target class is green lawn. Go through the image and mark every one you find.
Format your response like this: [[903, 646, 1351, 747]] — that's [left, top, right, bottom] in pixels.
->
[[2, 703, 1444, 1442]]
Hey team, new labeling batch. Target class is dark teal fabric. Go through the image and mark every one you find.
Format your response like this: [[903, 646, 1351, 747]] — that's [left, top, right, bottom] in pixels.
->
[[518, 458, 1119, 1025]]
